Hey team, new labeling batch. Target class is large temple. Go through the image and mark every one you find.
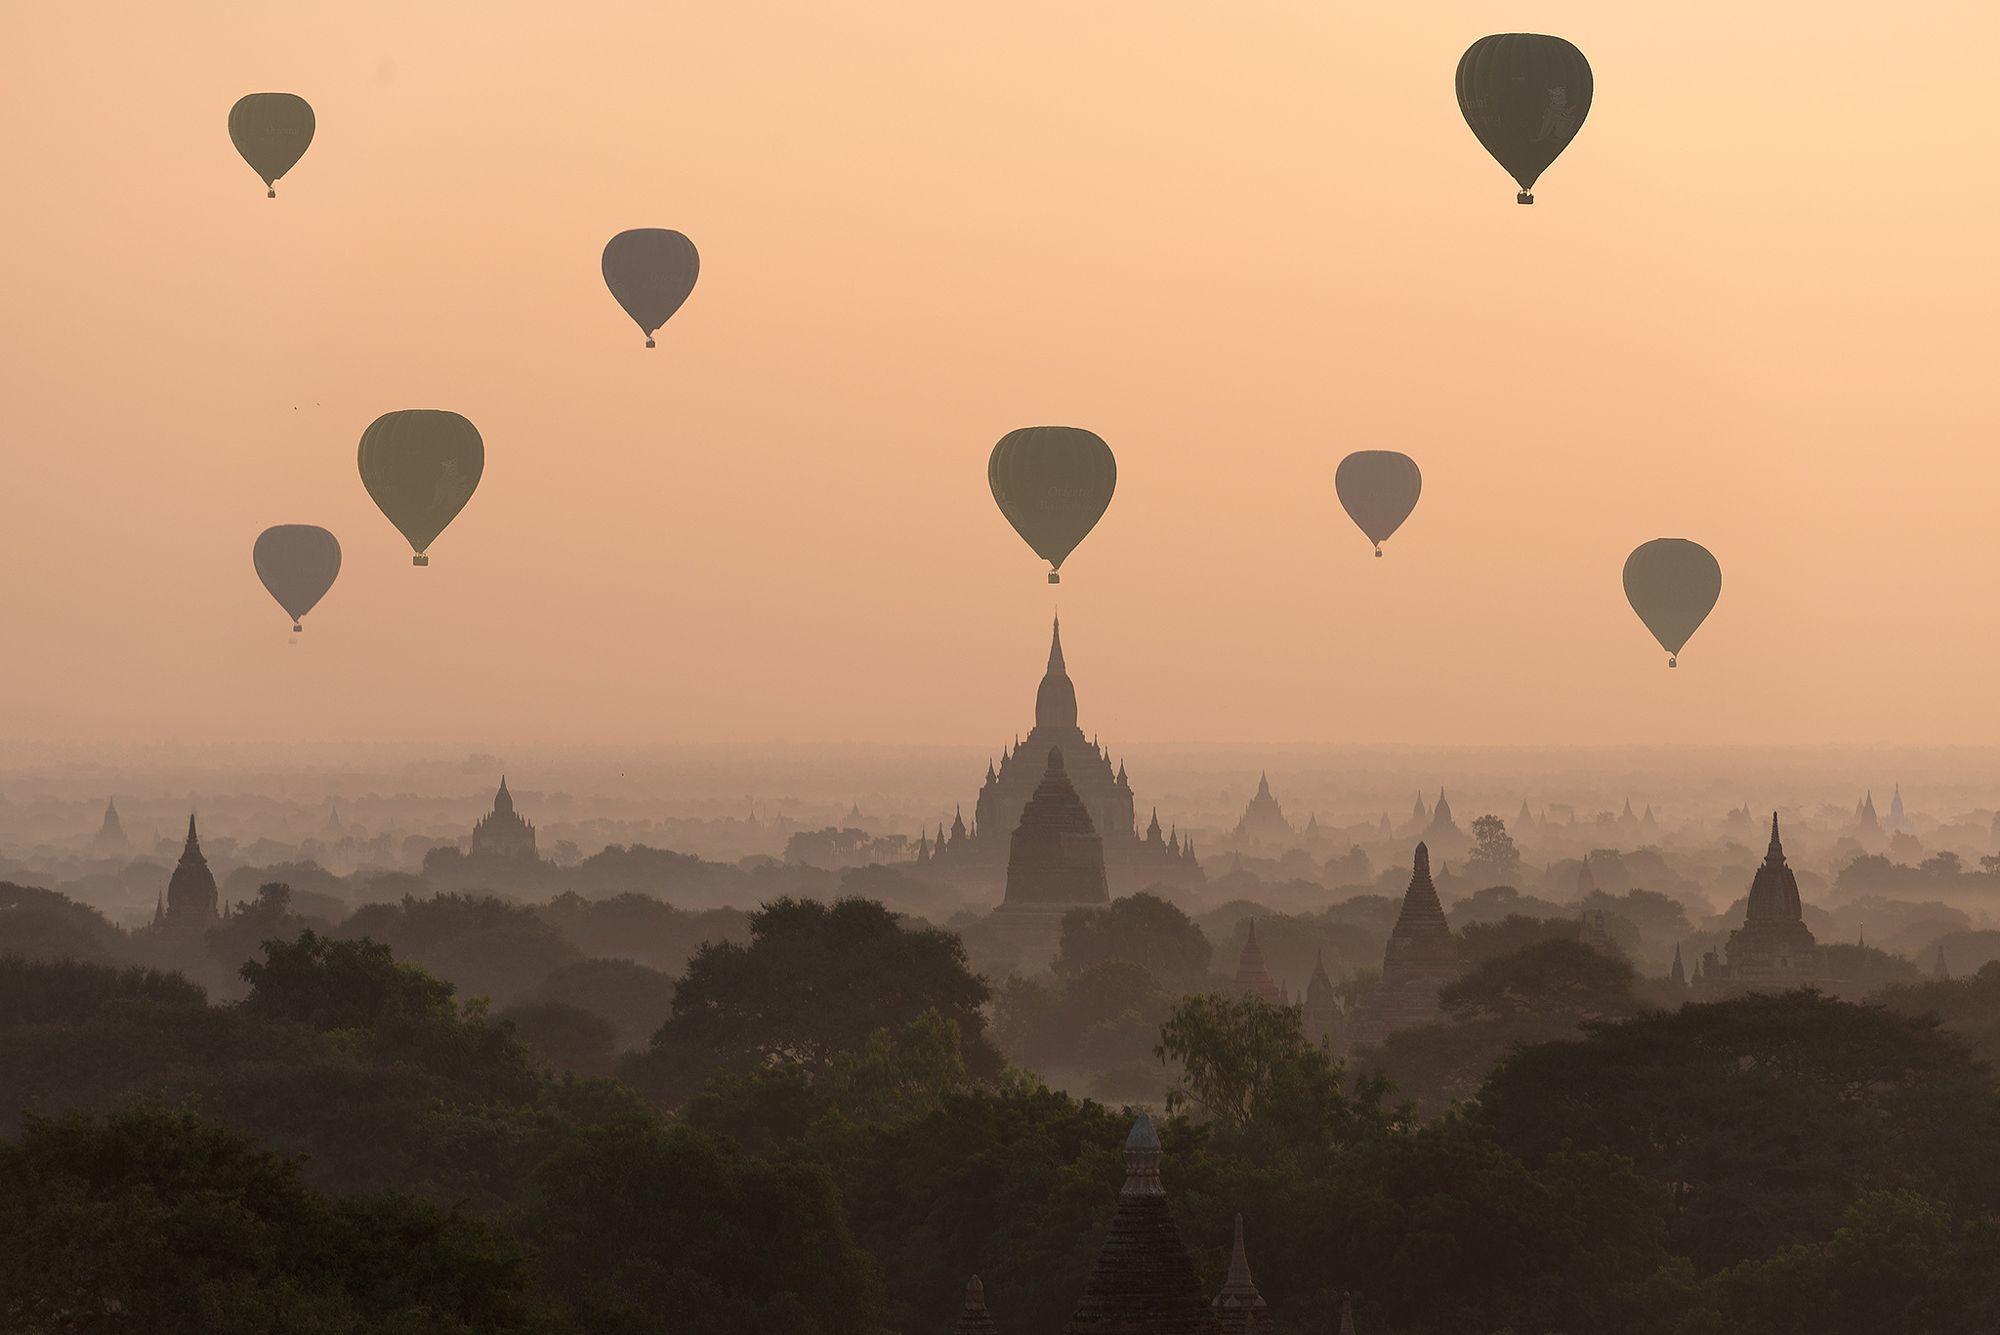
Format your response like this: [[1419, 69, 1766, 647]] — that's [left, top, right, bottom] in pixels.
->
[[151, 814, 218, 934], [1696, 814, 1821, 995], [1002, 748, 1110, 910], [1229, 774, 1296, 852], [470, 776, 538, 859], [1346, 843, 1461, 1050], [922, 619, 1200, 894]]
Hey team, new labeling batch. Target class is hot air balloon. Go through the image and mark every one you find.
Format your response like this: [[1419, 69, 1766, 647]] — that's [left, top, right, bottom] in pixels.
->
[[1623, 539, 1721, 668], [357, 410, 484, 566], [253, 525, 341, 634], [602, 229, 700, 348], [988, 427, 1117, 584], [1455, 35, 1592, 204], [229, 93, 315, 198], [1335, 451, 1422, 557]]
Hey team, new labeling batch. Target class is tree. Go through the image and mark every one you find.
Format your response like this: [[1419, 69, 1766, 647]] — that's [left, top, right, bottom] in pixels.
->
[[518, 1119, 885, 1335], [1053, 893, 1212, 988], [534, 956, 677, 1051], [1155, 994, 1386, 1145], [1462, 815, 1522, 886], [501, 999, 618, 1076], [1440, 938, 1640, 1024], [630, 897, 998, 1103], [0, 1106, 569, 1334], [1479, 991, 2000, 1268]]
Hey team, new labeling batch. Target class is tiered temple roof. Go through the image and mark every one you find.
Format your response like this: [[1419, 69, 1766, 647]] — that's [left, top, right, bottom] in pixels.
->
[[1064, 1116, 1219, 1335], [1233, 920, 1282, 1005], [471, 776, 538, 858], [952, 1276, 999, 1335], [1211, 1215, 1274, 1335], [1346, 843, 1460, 1049], [1002, 748, 1110, 909], [1698, 814, 1821, 993], [158, 814, 218, 930], [1230, 773, 1296, 850]]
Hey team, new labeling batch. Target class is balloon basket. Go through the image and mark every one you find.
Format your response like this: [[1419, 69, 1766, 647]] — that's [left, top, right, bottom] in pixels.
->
[[292, 622, 303, 633], [412, 553, 429, 567], [1047, 572, 1060, 585], [1668, 656, 1678, 668], [1517, 191, 1534, 205], [645, 337, 656, 349], [1374, 547, 1383, 558], [267, 188, 276, 199]]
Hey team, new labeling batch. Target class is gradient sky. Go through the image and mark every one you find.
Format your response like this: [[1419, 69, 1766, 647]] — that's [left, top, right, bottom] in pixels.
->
[[2, 2, 1996, 750]]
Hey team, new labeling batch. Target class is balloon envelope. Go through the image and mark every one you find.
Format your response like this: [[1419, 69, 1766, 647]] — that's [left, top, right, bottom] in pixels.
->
[[357, 410, 484, 564], [1455, 35, 1592, 197], [253, 525, 341, 631], [1335, 451, 1422, 555], [229, 93, 315, 195], [602, 229, 700, 346], [987, 427, 1117, 582], [1623, 539, 1721, 665]]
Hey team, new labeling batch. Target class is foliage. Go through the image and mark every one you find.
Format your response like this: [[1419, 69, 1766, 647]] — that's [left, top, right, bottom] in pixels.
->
[[0, 1105, 568, 1333], [533, 956, 677, 1050], [1440, 938, 1641, 1023], [502, 999, 619, 1075], [629, 897, 998, 1104], [341, 893, 579, 1006], [1054, 892, 1213, 987]]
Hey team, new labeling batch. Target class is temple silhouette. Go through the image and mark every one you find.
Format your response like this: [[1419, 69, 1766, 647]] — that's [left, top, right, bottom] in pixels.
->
[[1346, 843, 1461, 1050], [470, 776, 538, 859], [918, 618, 1200, 896], [151, 814, 218, 935], [92, 797, 128, 854], [1695, 814, 1822, 994]]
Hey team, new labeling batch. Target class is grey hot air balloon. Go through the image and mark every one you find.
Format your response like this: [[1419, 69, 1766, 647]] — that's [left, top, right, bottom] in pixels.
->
[[357, 410, 484, 566], [229, 93, 315, 198], [602, 229, 700, 348], [988, 427, 1117, 584], [1623, 539, 1721, 668], [1455, 35, 1592, 204], [1335, 451, 1422, 557], [253, 525, 341, 633]]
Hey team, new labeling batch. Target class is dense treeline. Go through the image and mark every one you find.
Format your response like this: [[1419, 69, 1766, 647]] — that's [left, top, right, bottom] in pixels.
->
[[10, 878, 2000, 1332]]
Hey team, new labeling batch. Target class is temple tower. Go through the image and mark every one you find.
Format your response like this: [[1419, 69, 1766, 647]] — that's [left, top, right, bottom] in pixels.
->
[[1232, 920, 1282, 1005], [1347, 843, 1460, 1049], [1697, 814, 1821, 993], [1211, 1215, 1274, 1335], [93, 798, 129, 854], [1003, 748, 1110, 909], [158, 814, 218, 932], [952, 1277, 999, 1335], [1063, 1116, 1219, 1335], [470, 776, 538, 858]]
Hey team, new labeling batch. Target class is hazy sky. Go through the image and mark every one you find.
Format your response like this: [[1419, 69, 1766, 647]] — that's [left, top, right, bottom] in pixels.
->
[[3, 2, 1996, 751]]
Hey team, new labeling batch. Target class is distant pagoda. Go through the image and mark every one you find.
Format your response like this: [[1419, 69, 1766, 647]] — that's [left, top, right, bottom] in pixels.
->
[[1232, 920, 1282, 1005], [93, 797, 129, 854], [1302, 949, 1343, 1049], [1696, 814, 1821, 994], [1229, 774, 1296, 852], [928, 618, 1199, 893], [153, 814, 218, 933], [470, 776, 538, 859], [1346, 843, 1460, 1049], [1064, 1115, 1220, 1335]]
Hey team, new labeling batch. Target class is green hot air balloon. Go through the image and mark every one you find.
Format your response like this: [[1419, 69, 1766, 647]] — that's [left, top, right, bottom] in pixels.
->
[[253, 525, 341, 634], [602, 229, 700, 348], [988, 427, 1117, 584], [1624, 539, 1721, 668], [229, 93, 315, 198], [1335, 451, 1422, 557], [1455, 35, 1592, 204], [357, 410, 484, 566]]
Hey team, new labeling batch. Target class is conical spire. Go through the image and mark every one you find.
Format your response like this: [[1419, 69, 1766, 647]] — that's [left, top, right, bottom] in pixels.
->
[[953, 1276, 999, 1335], [1936, 942, 1950, 980], [1121, 1114, 1164, 1197], [1235, 920, 1280, 1005], [1211, 1214, 1273, 1335], [1671, 943, 1686, 986], [494, 775, 515, 815], [1064, 1115, 1216, 1335], [1256, 772, 1271, 800], [1036, 616, 1079, 730], [183, 812, 200, 851], [1766, 811, 1785, 865], [1337, 1293, 1357, 1335]]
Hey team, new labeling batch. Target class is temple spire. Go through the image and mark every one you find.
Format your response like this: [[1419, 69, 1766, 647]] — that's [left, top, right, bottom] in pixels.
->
[[952, 1276, 999, 1335], [1211, 1214, 1272, 1335], [1121, 1114, 1164, 1197], [1766, 811, 1785, 864], [1337, 1293, 1357, 1335], [184, 812, 200, 851], [1035, 616, 1079, 730]]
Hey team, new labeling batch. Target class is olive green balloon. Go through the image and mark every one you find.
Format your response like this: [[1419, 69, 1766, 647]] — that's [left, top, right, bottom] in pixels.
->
[[1455, 35, 1592, 204], [357, 410, 484, 566], [1623, 538, 1721, 667], [229, 93, 315, 198], [988, 426, 1117, 584]]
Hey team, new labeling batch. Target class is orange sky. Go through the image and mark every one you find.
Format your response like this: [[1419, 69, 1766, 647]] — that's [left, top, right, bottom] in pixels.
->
[[2, 2, 1997, 751]]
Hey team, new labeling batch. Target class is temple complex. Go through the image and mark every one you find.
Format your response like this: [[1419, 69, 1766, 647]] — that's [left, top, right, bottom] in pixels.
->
[[470, 776, 538, 858], [152, 814, 218, 934], [1063, 1116, 1220, 1335], [1696, 814, 1822, 995], [1229, 774, 1296, 852], [1346, 843, 1461, 1049], [92, 797, 128, 854], [926, 618, 1199, 895], [1211, 1216, 1274, 1335]]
